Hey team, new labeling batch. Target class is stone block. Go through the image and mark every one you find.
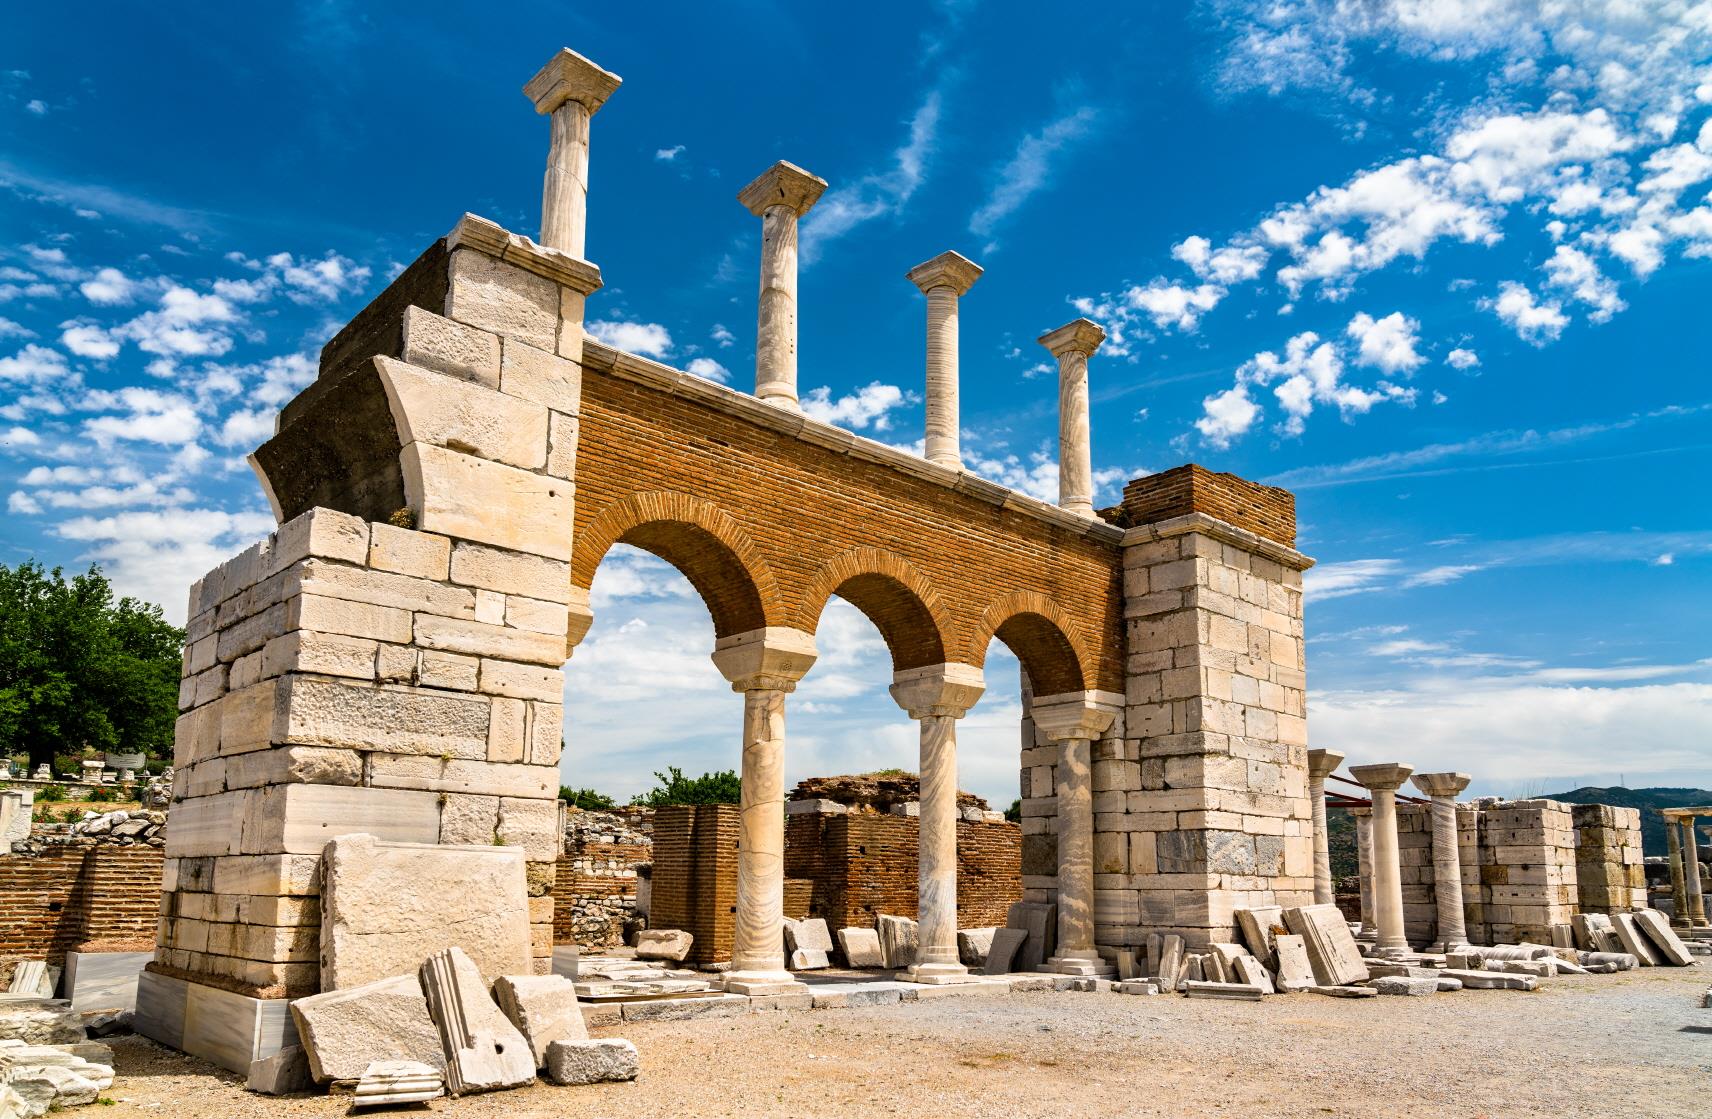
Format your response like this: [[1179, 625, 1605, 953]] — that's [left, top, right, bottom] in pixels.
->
[[1182, 981, 1265, 1001], [416, 614, 566, 666], [957, 928, 996, 968], [246, 1044, 314, 1095], [403, 442, 573, 561], [1272, 934, 1315, 992], [445, 248, 558, 352], [635, 929, 693, 963], [62, 951, 152, 1013], [401, 305, 500, 388], [500, 337, 582, 414], [376, 356, 548, 470], [1283, 905, 1368, 987], [1005, 901, 1056, 972], [876, 915, 919, 969], [544, 1038, 638, 1086], [237, 783, 441, 855], [275, 676, 490, 758], [1309, 985, 1377, 998], [368, 522, 452, 581], [1371, 976, 1437, 996], [492, 974, 585, 1068], [0, 999, 85, 1046], [419, 947, 535, 1095], [1632, 909, 1695, 966], [351, 1060, 445, 1106], [789, 949, 830, 970], [290, 975, 442, 1086], [320, 833, 530, 990], [363, 754, 556, 799], [837, 928, 883, 968], [619, 994, 749, 1022]]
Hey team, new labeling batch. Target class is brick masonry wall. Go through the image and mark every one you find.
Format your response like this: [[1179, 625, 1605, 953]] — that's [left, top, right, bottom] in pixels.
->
[[649, 804, 739, 966], [0, 847, 163, 965], [784, 811, 1021, 930], [1117, 465, 1297, 549], [554, 842, 649, 948]]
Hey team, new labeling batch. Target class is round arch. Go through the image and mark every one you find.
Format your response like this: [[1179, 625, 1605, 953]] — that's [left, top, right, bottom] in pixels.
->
[[572, 490, 780, 638], [969, 590, 1090, 696], [797, 547, 952, 672]]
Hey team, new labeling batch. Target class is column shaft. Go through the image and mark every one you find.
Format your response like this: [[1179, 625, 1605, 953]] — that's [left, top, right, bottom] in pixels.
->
[[541, 101, 592, 256], [1369, 788, 1407, 953], [1057, 349, 1093, 516], [1683, 817, 1707, 926], [924, 286, 960, 467], [1309, 772, 1333, 906], [1355, 812, 1375, 934], [1054, 736, 1098, 967], [731, 687, 789, 978], [912, 714, 964, 975], [1667, 817, 1691, 928], [755, 206, 800, 408], [1428, 796, 1469, 949]]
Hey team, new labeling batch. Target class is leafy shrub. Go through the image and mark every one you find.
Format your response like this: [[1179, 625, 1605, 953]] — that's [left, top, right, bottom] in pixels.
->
[[87, 785, 116, 803], [630, 766, 741, 807], [36, 784, 66, 803], [560, 787, 617, 811]]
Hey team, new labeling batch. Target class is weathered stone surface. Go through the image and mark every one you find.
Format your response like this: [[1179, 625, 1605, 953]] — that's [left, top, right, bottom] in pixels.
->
[[1310, 985, 1378, 998], [1283, 904, 1369, 987], [445, 248, 559, 352], [403, 442, 573, 562], [376, 356, 548, 470], [788, 948, 830, 970], [320, 834, 530, 991], [837, 928, 883, 969], [401, 305, 501, 389], [1272, 934, 1315, 993], [500, 338, 582, 414], [784, 918, 834, 954], [492, 974, 584, 1068], [290, 973, 446, 1084], [276, 676, 490, 757], [634, 929, 693, 963], [957, 927, 996, 968], [1231, 955, 1275, 994], [419, 947, 535, 1095], [1182, 981, 1265, 1001], [1235, 906, 1284, 966], [449, 543, 571, 603], [1371, 975, 1437, 997], [246, 1044, 314, 1095], [877, 915, 919, 969], [1437, 968, 1538, 991], [0, 1000, 84, 1046], [1006, 902, 1056, 972], [352, 1059, 445, 1106], [1610, 912, 1660, 966], [1632, 908, 1695, 965], [981, 927, 1027, 975], [544, 1038, 638, 1086]]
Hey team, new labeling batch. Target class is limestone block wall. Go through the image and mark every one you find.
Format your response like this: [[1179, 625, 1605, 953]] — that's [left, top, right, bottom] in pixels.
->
[[1571, 803, 1647, 913], [1474, 799, 1578, 945], [157, 506, 566, 997]]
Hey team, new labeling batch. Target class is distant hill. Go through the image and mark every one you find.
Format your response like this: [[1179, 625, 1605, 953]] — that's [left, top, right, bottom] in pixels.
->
[[1538, 786, 1712, 859]]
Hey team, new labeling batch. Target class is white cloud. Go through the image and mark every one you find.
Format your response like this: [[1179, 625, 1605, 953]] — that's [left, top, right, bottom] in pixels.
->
[[1303, 558, 1402, 600], [25, 100, 46, 116], [0, 317, 32, 339], [710, 323, 734, 348], [1485, 280, 1568, 343], [968, 106, 1098, 243], [1126, 281, 1225, 331], [112, 286, 239, 358], [1445, 347, 1480, 369], [654, 145, 684, 162], [684, 357, 729, 384], [1195, 383, 1260, 448], [802, 92, 941, 263], [216, 408, 276, 448], [1402, 564, 1484, 587], [801, 382, 915, 432], [0, 343, 69, 382], [1345, 311, 1424, 374], [52, 507, 276, 624], [587, 319, 673, 359], [81, 387, 201, 446], [60, 321, 120, 359], [1369, 639, 1448, 657], [214, 251, 371, 305], [1653, 552, 1675, 566], [1172, 235, 1268, 283], [1541, 244, 1625, 322], [80, 267, 137, 305]]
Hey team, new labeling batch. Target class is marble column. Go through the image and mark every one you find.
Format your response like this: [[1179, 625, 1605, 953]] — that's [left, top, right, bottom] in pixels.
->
[[1666, 814, 1691, 928], [523, 48, 622, 258], [1354, 810, 1375, 935], [906, 251, 983, 469], [1410, 772, 1472, 951], [1683, 815, 1708, 927], [1349, 762, 1413, 956], [738, 161, 827, 411], [1306, 748, 1343, 907], [890, 663, 985, 983], [1030, 692, 1119, 976], [711, 627, 818, 995], [1036, 318, 1106, 517]]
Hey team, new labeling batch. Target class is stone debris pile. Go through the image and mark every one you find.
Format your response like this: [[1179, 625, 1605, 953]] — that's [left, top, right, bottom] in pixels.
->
[[8, 810, 166, 854], [277, 946, 638, 1100], [571, 953, 717, 1000], [0, 990, 116, 1117]]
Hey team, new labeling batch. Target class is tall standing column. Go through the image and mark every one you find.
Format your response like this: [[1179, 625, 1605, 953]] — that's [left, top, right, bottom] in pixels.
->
[[1037, 318, 1105, 517], [890, 663, 985, 983], [1355, 810, 1375, 935], [738, 161, 827, 411], [1350, 763, 1413, 956], [1307, 748, 1343, 906], [1683, 815, 1708, 927], [1030, 692, 1118, 976], [1411, 772, 1472, 951], [1666, 813, 1691, 928], [906, 252, 983, 469], [524, 48, 622, 258], [711, 627, 818, 995]]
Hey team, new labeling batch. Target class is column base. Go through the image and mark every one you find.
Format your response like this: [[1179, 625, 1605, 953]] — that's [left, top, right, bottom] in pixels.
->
[[721, 970, 809, 997], [1044, 956, 1116, 978], [1375, 945, 1410, 959], [1428, 941, 1470, 954], [900, 961, 978, 985]]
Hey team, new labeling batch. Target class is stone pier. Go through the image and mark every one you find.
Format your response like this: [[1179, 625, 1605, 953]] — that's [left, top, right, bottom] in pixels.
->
[[1031, 692, 1118, 976], [1410, 771, 1471, 951]]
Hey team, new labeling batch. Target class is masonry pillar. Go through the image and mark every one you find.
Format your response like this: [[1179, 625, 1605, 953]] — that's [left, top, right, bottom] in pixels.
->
[[524, 48, 621, 258], [1410, 772, 1472, 950], [1355, 810, 1375, 934], [906, 252, 982, 469], [738, 161, 827, 411], [890, 663, 985, 983], [711, 627, 817, 995], [1666, 814, 1691, 927], [1350, 763, 1413, 956], [1306, 749, 1342, 907], [1031, 692, 1118, 975], [1037, 318, 1104, 517], [1682, 815, 1708, 927]]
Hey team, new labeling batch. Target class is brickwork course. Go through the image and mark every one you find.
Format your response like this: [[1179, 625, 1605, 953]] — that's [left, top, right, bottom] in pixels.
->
[[0, 847, 164, 965]]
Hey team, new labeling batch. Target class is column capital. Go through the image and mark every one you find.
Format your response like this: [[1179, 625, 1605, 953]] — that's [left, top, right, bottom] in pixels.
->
[[564, 585, 594, 658], [524, 48, 622, 116], [906, 251, 983, 296], [889, 662, 985, 720], [1029, 690, 1121, 742], [738, 161, 828, 218], [1410, 771, 1471, 799], [711, 626, 817, 692], [1306, 748, 1344, 781], [1349, 761, 1414, 793], [1037, 317, 1106, 359]]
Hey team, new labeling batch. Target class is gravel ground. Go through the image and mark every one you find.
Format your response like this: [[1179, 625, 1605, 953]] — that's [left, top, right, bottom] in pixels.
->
[[97, 964, 1709, 1118]]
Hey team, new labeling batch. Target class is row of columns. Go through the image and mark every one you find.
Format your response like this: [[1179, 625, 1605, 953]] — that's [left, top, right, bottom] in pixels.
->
[[1664, 809, 1711, 929], [1306, 752, 1473, 955], [522, 49, 1107, 522]]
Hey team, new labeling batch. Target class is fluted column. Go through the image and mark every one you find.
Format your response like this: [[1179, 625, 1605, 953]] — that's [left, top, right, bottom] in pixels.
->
[[1307, 748, 1343, 907], [1350, 762, 1413, 956], [738, 162, 827, 411], [1683, 815, 1708, 927], [524, 48, 622, 258], [1037, 318, 1105, 517], [906, 252, 982, 469], [1411, 772, 1472, 951], [711, 627, 818, 994], [890, 663, 985, 983], [1666, 814, 1691, 928], [1030, 692, 1119, 976]]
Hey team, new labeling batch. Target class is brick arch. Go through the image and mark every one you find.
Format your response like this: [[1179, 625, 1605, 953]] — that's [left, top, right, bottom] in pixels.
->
[[797, 547, 952, 672], [970, 590, 1089, 696], [573, 490, 780, 638]]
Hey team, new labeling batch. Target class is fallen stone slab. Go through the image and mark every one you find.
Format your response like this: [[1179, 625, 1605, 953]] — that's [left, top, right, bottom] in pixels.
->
[[1609, 915, 1660, 967], [1068, 978, 1114, 993], [1231, 956, 1274, 994], [493, 974, 585, 1068], [1116, 979, 1160, 996], [1371, 976, 1437, 997], [1632, 909, 1697, 966], [1310, 986, 1377, 998], [619, 994, 750, 1023], [1273, 935, 1316, 993], [353, 1060, 444, 1107], [1487, 959, 1553, 977], [809, 985, 904, 1009], [1438, 969, 1538, 991], [1365, 962, 1439, 979], [1284, 904, 1369, 987], [837, 927, 883, 969], [290, 973, 446, 1084], [981, 928, 1026, 976], [420, 947, 535, 1096], [1183, 981, 1265, 1001], [1580, 951, 1637, 970], [635, 929, 694, 963], [1005, 901, 1055, 972], [0, 1000, 84, 1046], [785, 918, 834, 955], [545, 1038, 638, 1086], [1436, 977, 1463, 992], [1235, 906, 1284, 967], [789, 948, 830, 970], [8, 963, 48, 998], [957, 928, 996, 968], [876, 915, 919, 969], [247, 1044, 314, 1095]]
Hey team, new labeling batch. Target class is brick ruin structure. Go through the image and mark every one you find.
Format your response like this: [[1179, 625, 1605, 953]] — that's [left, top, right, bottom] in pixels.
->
[[138, 44, 1325, 1069]]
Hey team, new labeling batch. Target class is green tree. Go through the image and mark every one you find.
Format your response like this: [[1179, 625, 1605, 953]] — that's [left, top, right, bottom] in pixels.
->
[[0, 562, 184, 770], [629, 766, 742, 807], [559, 786, 618, 811]]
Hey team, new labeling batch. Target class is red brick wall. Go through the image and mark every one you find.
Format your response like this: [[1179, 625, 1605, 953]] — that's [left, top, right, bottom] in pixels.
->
[[649, 805, 739, 966], [1118, 464, 1297, 547], [0, 847, 163, 965]]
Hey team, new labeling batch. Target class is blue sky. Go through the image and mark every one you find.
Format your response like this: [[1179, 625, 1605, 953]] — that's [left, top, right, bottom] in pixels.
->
[[3, 2, 1709, 805]]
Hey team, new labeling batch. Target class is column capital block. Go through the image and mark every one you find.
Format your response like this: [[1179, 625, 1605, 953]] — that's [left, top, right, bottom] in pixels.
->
[[738, 161, 828, 218], [524, 48, 622, 116], [711, 626, 818, 692], [889, 662, 985, 720], [1037, 317, 1106, 359], [1306, 748, 1344, 781], [1029, 690, 1120, 742], [563, 585, 594, 658], [1410, 771, 1471, 798], [1349, 762, 1414, 792], [906, 251, 983, 296]]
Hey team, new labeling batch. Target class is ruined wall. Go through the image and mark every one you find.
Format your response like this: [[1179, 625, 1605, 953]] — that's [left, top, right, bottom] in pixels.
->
[[554, 808, 651, 948], [783, 808, 1021, 929], [1572, 803, 1647, 913], [0, 847, 163, 965], [649, 804, 739, 967]]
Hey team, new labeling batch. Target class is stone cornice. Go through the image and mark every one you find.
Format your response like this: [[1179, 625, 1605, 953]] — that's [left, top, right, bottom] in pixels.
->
[[1120, 511, 1314, 571], [446, 214, 604, 295], [580, 339, 1127, 547]]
